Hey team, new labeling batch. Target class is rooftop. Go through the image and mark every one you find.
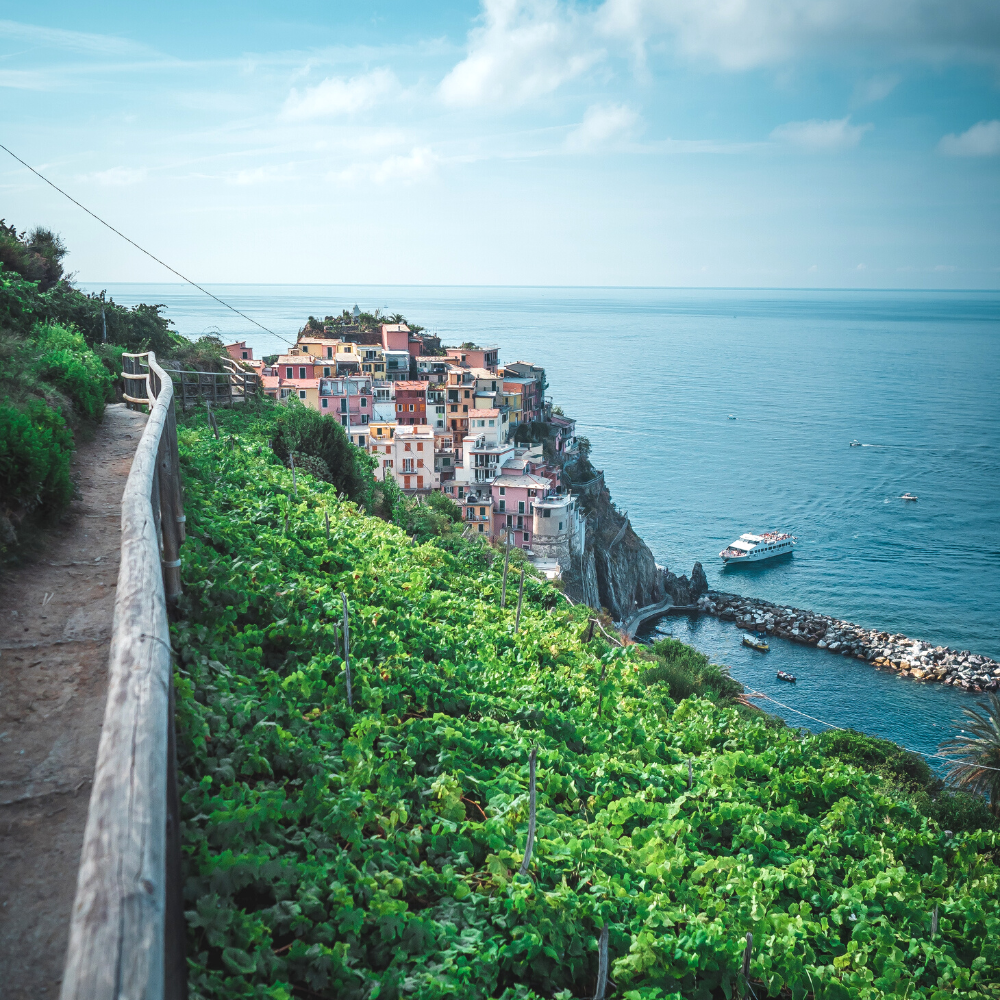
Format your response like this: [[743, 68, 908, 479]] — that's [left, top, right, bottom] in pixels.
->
[[393, 380, 430, 391], [493, 474, 551, 489]]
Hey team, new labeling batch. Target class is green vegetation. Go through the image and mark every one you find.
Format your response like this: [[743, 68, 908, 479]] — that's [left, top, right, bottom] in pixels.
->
[[0, 218, 239, 552], [173, 404, 1000, 1000], [642, 637, 745, 704], [939, 693, 1000, 816]]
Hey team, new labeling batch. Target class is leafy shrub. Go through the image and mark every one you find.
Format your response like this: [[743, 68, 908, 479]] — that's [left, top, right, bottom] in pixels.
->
[[643, 636, 743, 702], [0, 398, 73, 515], [288, 451, 332, 483], [926, 789, 997, 834], [34, 323, 114, 422], [819, 728, 935, 791], [172, 407, 1000, 1000], [270, 400, 374, 506]]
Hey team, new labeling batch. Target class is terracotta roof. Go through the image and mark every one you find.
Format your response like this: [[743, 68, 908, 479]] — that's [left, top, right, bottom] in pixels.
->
[[393, 381, 429, 391], [282, 378, 320, 388]]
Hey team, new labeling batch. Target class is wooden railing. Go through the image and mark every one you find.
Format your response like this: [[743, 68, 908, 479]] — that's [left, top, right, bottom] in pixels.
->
[[168, 363, 259, 412], [61, 351, 187, 1000]]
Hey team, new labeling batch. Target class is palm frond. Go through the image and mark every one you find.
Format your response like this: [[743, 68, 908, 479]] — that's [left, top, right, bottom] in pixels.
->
[[938, 693, 1000, 814]]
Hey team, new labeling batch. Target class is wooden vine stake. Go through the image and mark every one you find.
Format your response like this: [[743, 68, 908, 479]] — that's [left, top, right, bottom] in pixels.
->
[[739, 931, 753, 999], [688, 759, 693, 789], [597, 661, 608, 718], [595, 923, 609, 1000], [283, 510, 289, 535], [206, 401, 219, 439], [325, 510, 330, 542], [518, 747, 537, 875], [500, 531, 512, 608], [514, 568, 525, 632], [931, 905, 939, 938], [289, 452, 297, 497], [585, 618, 596, 643], [341, 592, 353, 708]]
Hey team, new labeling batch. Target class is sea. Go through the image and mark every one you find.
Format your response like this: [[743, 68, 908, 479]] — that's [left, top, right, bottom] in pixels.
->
[[84, 283, 1000, 764]]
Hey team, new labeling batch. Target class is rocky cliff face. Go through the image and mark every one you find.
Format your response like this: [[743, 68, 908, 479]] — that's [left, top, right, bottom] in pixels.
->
[[561, 479, 706, 620]]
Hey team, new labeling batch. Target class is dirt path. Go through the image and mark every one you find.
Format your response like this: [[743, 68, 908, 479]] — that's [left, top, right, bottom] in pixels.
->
[[0, 402, 146, 999]]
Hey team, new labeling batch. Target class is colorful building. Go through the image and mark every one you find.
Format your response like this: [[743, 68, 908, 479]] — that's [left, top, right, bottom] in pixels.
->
[[459, 491, 494, 537], [491, 471, 553, 550], [394, 380, 429, 425], [390, 425, 438, 493], [277, 353, 322, 381], [444, 344, 499, 372]]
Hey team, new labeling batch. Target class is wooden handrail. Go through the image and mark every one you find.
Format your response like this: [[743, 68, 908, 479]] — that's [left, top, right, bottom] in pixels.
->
[[61, 351, 186, 1000]]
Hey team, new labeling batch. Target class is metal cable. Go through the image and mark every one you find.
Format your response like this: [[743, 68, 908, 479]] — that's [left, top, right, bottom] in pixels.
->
[[0, 142, 294, 346], [748, 689, 1000, 772]]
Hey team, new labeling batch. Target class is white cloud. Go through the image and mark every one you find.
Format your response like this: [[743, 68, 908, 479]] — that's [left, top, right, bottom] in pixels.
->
[[852, 74, 900, 105], [938, 120, 1000, 157], [90, 166, 147, 186], [597, 0, 1000, 70], [771, 116, 872, 152], [566, 102, 638, 150], [283, 68, 398, 120], [440, 0, 604, 107], [332, 147, 439, 185], [372, 147, 439, 183], [0, 19, 152, 57]]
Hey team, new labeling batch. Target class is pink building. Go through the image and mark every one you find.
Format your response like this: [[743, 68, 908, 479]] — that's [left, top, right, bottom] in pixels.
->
[[225, 341, 254, 362], [445, 345, 499, 372], [390, 425, 438, 493], [381, 323, 410, 351], [277, 354, 321, 381], [491, 471, 552, 549], [318, 376, 374, 447]]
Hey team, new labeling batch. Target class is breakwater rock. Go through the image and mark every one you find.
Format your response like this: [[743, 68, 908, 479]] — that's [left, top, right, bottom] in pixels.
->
[[699, 591, 1000, 692]]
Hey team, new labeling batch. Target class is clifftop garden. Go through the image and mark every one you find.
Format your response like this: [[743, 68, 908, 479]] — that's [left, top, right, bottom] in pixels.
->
[[172, 401, 999, 1000]]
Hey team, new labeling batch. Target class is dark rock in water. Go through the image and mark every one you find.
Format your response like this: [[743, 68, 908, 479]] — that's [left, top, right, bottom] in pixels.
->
[[690, 562, 708, 600]]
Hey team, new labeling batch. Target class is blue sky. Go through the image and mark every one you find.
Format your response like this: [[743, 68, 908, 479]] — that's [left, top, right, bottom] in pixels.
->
[[2, 1, 999, 287]]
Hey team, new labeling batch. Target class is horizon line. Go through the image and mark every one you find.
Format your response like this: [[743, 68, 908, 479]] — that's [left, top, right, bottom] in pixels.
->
[[75, 282, 1000, 294]]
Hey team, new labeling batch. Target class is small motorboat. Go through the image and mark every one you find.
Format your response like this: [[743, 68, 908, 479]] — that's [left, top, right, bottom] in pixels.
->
[[850, 439, 861, 447], [776, 671, 796, 683], [901, 493, 918, 502], [743, 634, 769, 652], [728, 414, 737, 420]]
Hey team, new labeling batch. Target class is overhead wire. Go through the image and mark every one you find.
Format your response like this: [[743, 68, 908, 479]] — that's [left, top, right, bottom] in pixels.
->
[[0, 142, 295, 346], [747, 688, 1000, 772]]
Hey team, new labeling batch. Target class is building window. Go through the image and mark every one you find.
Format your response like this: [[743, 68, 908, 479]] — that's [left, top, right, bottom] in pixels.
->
[[404, 476, 411, 489], [498, 500, 505, 512], [523, 532, 529, 542], [321, 398, 328, 408], [340, 398, 347, 412], [361, 414, 368, 424], [417, 476, 423, 489], [241, 351, 248, 359], [405, 442, 411, 451], [360, 397, 367, 407], [299, 390, 306, 399], [479, 507, 486, 516], [358, 435, 365, 447], [416, 442, 423, 451], [478, 524, 484, 533], [299, 367, 307, 379], [517, 515, 523, 529], [327, 347, 333, 358], [409, 403, 414, 412], [323, 367, 331, 377], [458, 487, 465, 497], [558, 522, 564, 530], [543, 508, 551, 518], [518, 501, 525, 514], [285, 366, 293, 378], [417, 459, 423, 468], [499, 487, 506, 496]]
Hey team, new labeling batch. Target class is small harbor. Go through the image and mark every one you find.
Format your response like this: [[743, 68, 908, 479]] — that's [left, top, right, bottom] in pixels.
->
[[697, 590, 1000, 692], [640, 613, 980, 772]]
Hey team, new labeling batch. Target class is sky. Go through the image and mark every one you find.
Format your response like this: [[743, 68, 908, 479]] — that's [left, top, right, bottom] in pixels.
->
[[2, 1, 999, 288]]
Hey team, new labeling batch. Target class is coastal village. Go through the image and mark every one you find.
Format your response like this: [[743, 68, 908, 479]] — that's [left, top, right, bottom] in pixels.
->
[[223, 313, 587, 579]]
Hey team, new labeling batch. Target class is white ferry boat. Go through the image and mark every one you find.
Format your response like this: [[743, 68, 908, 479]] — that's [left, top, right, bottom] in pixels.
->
[[720, 531, 796, 564]]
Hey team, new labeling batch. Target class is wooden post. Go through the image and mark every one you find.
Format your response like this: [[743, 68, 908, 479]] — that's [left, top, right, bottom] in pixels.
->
[[514, 568, 525, 633], [595, 924, 609, 1000], [931, 905, 939, 938], [163, 679, 186, 1000], [597, 661, 608, 718], [157, 432, 182, 604], [180, 372, 188, 413], [518, 747, 537, 875], [585, 618, 595, 642], [688, 759, 693, 789], [325, 511, 330, 542], [289, 452, 297, 497], [341, 592, 353, 708], [500, 531, 512, 608], [739, 932, 753, 999]]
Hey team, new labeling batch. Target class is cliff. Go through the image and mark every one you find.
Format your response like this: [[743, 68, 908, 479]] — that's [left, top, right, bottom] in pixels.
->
[[561, 475, 707, 620]]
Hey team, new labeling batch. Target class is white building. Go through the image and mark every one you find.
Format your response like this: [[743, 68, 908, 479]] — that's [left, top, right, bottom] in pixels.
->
[[390, 425, 438, 494]]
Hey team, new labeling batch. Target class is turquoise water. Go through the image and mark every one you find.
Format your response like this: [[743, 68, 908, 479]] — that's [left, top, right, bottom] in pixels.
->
[[88, 283, 1000, 755]]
